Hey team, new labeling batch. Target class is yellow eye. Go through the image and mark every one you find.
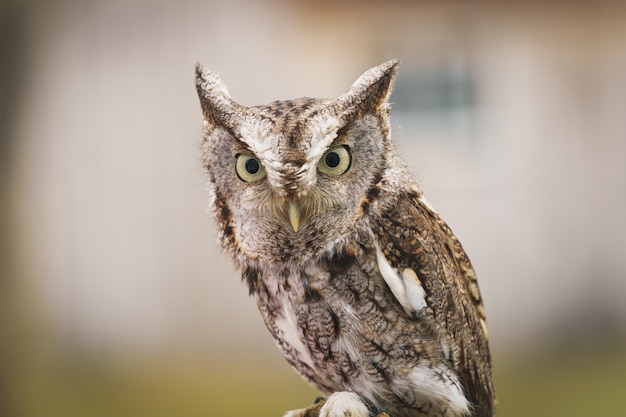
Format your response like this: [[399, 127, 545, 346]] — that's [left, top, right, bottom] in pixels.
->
[[235, 153, 266, 182], [318, 145, 351, 176]]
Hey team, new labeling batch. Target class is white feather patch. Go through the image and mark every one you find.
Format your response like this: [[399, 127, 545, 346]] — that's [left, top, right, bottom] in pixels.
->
[[375, 243, 427, 315], [404, 363, 470, 416], [401, 268, 427, 311], [273, 301, 315, 369], [319, 391, 370, 417], [305, 112, 341, 164], [235, 118, 287, 189], [374, 243, 413, 315]]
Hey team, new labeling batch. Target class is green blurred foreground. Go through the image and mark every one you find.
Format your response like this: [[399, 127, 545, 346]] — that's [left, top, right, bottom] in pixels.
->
[[7, 344, 626, 417]]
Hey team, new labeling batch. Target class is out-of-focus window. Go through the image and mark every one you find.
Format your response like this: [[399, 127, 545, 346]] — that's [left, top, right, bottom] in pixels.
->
[[392, 64, 476, 143]]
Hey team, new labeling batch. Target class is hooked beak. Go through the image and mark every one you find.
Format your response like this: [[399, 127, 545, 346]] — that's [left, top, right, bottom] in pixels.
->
[[288, 201, 301, 232]]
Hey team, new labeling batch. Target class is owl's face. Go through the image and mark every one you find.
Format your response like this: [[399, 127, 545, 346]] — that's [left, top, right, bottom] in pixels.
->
[[196, 61, 399, 263]]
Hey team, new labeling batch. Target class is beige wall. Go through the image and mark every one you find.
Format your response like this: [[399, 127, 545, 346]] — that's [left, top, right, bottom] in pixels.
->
[[7, 0, 626, 358]]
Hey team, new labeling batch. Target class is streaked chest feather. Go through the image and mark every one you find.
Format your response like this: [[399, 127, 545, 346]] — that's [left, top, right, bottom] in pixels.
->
[[246, 246, 469, 416]]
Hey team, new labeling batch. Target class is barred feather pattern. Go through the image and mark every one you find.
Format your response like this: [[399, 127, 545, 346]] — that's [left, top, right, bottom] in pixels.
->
[[196, 59, 495, 417]]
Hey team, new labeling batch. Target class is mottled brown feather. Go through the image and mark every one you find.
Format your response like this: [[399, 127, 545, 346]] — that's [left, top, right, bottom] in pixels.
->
[[375, 192, 495, 417], [196, 59, 496, 417]]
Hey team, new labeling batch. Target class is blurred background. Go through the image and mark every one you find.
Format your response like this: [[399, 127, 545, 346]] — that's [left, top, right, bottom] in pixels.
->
[[2, 0, 626, 416]]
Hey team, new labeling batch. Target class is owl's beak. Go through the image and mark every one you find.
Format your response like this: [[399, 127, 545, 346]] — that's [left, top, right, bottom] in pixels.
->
[[288, 201, 301, 232]]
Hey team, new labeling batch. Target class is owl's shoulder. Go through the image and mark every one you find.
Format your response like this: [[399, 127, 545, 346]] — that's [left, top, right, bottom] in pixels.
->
[[373, 187, 495, 415]]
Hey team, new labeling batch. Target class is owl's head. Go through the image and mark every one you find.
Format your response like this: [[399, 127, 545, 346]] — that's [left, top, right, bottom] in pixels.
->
[[196, 60, 400, 263]]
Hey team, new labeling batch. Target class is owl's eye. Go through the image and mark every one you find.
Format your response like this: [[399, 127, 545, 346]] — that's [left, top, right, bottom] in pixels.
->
[[318, 145, 351, 176], [235, 153, 266, 182]]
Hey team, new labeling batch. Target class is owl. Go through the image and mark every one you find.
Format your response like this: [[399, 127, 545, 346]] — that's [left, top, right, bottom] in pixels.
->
[[195, 60, 495, 417]]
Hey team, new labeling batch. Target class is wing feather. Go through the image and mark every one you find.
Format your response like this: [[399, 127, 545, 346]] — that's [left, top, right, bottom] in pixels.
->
[[374, 191, 496, 417]]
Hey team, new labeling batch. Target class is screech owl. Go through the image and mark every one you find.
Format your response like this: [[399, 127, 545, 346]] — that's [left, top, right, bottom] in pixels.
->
[[195, 60, 495, 417]]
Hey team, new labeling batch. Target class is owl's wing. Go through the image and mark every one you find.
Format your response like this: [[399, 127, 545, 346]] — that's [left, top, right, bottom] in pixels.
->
[[374, 191, 496, 417]]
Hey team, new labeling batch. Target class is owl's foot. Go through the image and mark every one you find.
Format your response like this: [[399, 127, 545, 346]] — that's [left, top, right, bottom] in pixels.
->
[[283, 392, 390, 417]]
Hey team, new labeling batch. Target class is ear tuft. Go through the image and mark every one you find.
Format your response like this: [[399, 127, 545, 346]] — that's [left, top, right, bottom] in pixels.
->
[[338, 59, 400, 116], [195, 63, 241, 129], [195, 63, 230, 99]]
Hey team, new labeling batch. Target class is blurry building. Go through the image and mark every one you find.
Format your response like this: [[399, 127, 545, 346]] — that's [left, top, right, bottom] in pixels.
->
[[5, 0, 626, 362]]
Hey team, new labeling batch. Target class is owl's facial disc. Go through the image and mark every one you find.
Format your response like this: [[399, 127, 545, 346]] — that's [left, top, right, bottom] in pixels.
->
[[282, 145, 353, 233]]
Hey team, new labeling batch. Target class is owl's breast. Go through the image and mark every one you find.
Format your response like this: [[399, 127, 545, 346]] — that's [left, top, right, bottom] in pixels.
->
[[233, 220, 331, 264], [245, 244, 466, 415]]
